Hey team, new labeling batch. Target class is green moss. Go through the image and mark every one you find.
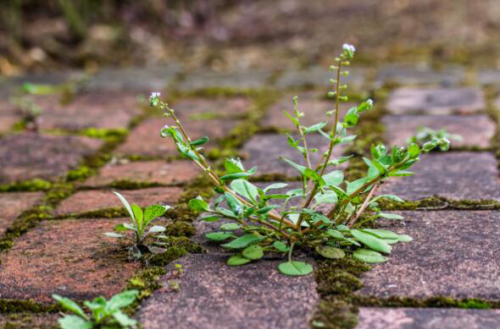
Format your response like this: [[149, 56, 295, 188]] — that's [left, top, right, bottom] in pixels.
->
[[165, 221, 196, 237], [311, 299, 359, 329], [65, 166, 94, 182], [80, 128, 128, 143], [352, 296, 500, 309], [378, 196, 500, 211], [0, 299, 58, 314], [127, 267, 167, 300], [57, 207, 128, 220], [147, 237, 203, 267], [0, 179, 52, 192]]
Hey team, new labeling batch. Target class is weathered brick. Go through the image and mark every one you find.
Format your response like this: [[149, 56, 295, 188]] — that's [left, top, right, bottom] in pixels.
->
[[0, 100, 21, 133], [116, 97, 249, 158], [82, 160, 199, 187], [86, 65, 181, 92], [37, 92, 141, 131], [378, 152, 500, 201], [262, 92, 354, 131], [387, 88, 485, 115], [477, 69, 500, 86], [243, 134, 346, 179], [137, 253, 318, 329], [178, 69, 271, 92], [358, 211, 500, 299], [0, 133, 103, 184], [0, 314, 59, 329], [377, 65, 464, 86], [0, 192, 44, 235], [55, 187, 183, 217], [382, 115, 495, 149], [0, 218, 140, 303], [276, 66, 366, 90], [358, 308, 500, 329]]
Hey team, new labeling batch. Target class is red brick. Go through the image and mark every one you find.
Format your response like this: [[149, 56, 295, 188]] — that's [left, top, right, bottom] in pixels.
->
[[0, 192, 44, 235], [0, 133, 103, 183], [37, 92, 141, 131], [0, 100, 21, 133], [55, 187, 183, 217], [0, 218, 140, 303], [82, 160, 199, 187]]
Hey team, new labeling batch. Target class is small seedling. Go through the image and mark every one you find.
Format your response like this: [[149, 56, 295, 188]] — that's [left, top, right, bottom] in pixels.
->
[[104, 192, 170, 259], [150, 44, 451, 276], [409, 126, 461, 149], [53, 290, 138, 329]]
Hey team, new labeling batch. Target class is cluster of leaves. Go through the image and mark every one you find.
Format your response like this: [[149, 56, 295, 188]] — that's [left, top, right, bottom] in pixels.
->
[[53, 290, 138, 329], [104, 192, 170, 259], [409, 126, 461, 150], [151, 44, 451, 276]]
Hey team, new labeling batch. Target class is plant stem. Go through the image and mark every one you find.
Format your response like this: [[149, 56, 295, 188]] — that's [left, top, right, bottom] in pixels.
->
[[349, 183, 379, 227]]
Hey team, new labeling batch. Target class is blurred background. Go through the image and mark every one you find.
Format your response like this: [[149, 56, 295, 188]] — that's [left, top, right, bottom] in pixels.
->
[[1, 0, 500, 75]]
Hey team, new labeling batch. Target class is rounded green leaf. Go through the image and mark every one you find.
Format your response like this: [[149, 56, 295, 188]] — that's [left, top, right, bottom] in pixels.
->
[[278, 261, 313, 276], [242, 245, 264, 260], [315, 245, 345, 259], [220, 223, 241, 231], [221, 234, 263, 249], [351, 229, 392, 254], [227, 254, 252, 266], [397, 234, 413, 242], [353, 249, 388, 263], [205, 232, 234, 242], [273, 241, 290, 253]]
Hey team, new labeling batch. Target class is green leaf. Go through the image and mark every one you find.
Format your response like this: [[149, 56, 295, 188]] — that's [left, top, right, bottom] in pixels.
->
[[315, 190, 338, 204], [224, 158, 245, 174], [278, 261, 313, 276], [304, 122, 327, 134], [205, 232, 234, 242], [52, 295, 88, 319], [242, 245, 264, 260], [263, 183, 288, 192], [273, 241, 290, 252], [106, 290, 138, 311], [378, 212, 404, 220], [221, 234, 263, 249], [58, 315, 92, 329], [315, 245, 345, 259], [189, 196, 210, 212], [353, 249, 388, 263], [361, 229, 400, 240], [257, 205, 280, 214], [344, 107, 359, 127], [398, 234, 413, 242], [230, 179, 260, 204], [190, 136, 209, 146], [225, 193, 242, 216], [408, 143, 421, 158], [112, 311, 138, 326], [199, 215, 220, 222], [227, 254, 252, 266], [351, 230, 392, 254], [284, 111, 300, 127], [113, 192, 135, 223], [131, 204, 144, 230], [370, 194, 404, 204], [220, 167, 257, 181], [346, 178, 369, 195], [148, 225, 166, 234], [220, 223, 241, 231], [323, 170, 344, 187], [144, 205, 168, 225], [280, 157, 306, 175], [104, 232, 125, 238]]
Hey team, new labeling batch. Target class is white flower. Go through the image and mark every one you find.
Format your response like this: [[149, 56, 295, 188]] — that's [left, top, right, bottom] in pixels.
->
[[150, 92, 161, 99], [342, 44, 356, 53]]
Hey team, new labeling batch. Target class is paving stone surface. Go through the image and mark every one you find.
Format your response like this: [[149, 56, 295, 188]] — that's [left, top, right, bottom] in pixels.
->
[[357, 308, 500, 329], [0, 218, 140, 303], [0, 133, 103, 183], [178, 69, 271, 91], [82, 160, 199, 187], [477, 69, 500, 86], [386, 88, 485, 115], [242, 133, 346, 178], [0, 192, 44, 235], [0, 99, 22, 133], [378, 152, 500, 201], [36, 92, 141, 131], [382, 115, 495, 149], [0, 314, 59, 329], [136, 253, 318, 329], [86, 65, 181, 92], [262, 92, 354, 131], [276, 66, 366, 89], [358, 211, 500, 299], [376, 65, 464, 86], [116, 99, 243, 157], [55, 187, 183, 217]]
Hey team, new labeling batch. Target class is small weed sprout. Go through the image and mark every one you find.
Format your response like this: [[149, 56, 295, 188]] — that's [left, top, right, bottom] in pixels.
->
[[409, 127, 461, 149], [151, 44, 450, 276], [104, 192, 170, 259], [53, 290, 138, 329], [11, 96, 41, 133]]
